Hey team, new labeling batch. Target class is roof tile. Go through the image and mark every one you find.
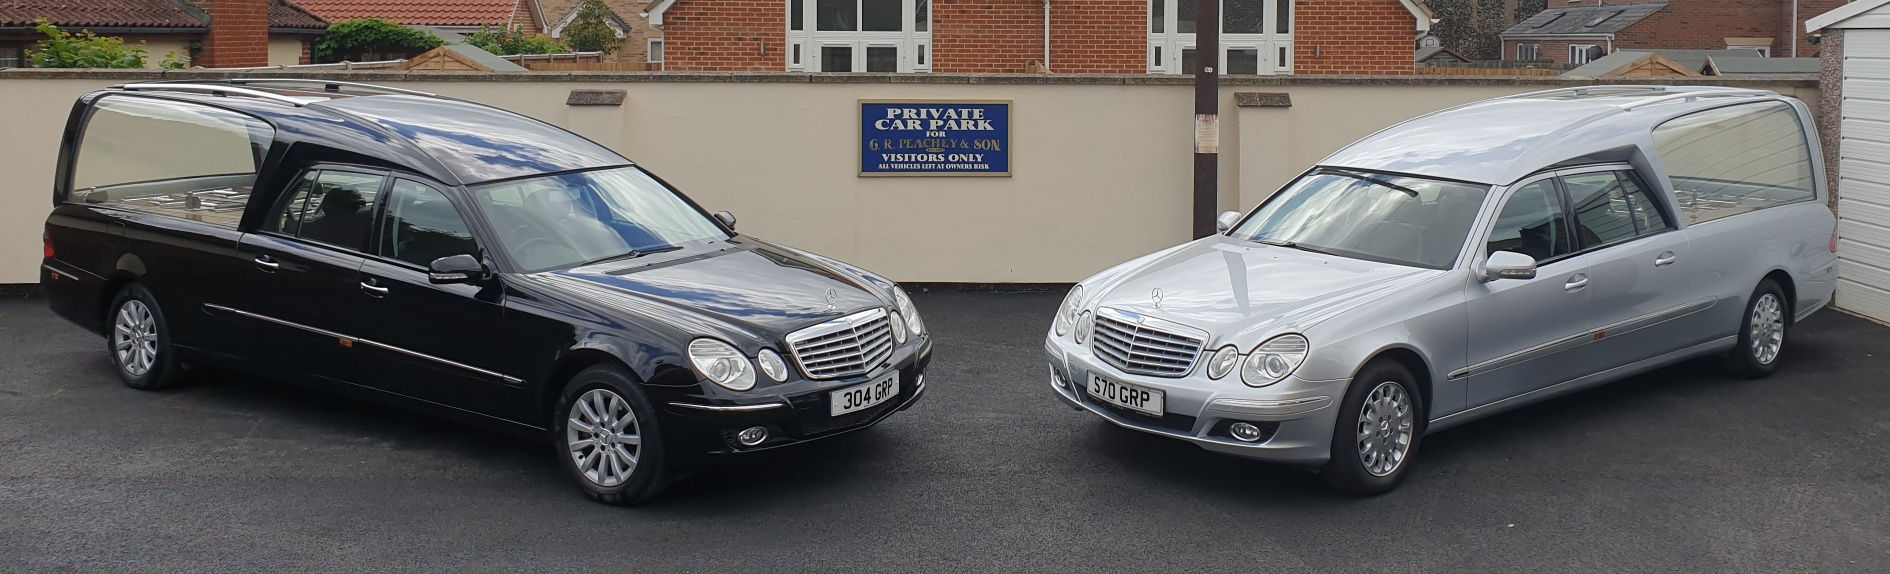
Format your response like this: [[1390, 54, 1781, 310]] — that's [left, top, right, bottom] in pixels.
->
[[296, 0, 525, 27]]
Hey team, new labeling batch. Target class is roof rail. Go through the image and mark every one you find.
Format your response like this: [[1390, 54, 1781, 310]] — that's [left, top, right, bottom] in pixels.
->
[[135, 78, 439, 98], [1616, 89, 1776, 111], [113, 83, 313, 107], [1496, 85, 1669, 100]]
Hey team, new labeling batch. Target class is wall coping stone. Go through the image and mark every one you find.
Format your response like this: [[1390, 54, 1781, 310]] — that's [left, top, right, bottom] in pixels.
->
[[567, 89, 627, 105], [0, 69, 1821, 88], [1235, 92, 1293, 107]]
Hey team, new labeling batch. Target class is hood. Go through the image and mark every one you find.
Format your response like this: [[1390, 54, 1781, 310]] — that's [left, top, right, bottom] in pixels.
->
[[529, 237, 890, 340], [1091, 237, 1443, 340]]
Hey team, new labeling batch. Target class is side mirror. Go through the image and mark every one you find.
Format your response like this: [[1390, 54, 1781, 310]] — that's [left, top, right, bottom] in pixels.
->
[[428, 254, 485, 284], [1482, 251, 1538, 281], [1216, 211, 1242, 233], [714, 211, 737, 230]]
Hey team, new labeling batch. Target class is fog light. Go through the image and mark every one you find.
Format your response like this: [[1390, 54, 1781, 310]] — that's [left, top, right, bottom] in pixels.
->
[[1049, 366, 1065, 388], [1229, 422, 1265, 443], [736, 426, 769, 446]]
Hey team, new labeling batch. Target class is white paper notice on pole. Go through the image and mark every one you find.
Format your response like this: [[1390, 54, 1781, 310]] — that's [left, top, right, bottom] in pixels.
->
[[1195, 114, 1220, 154]]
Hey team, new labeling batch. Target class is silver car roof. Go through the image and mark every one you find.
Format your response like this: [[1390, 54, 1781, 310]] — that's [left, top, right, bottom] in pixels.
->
[[1318, 86, 1796, 186]]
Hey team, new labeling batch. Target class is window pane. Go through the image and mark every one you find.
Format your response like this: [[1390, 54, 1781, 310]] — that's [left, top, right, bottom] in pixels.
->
[[1181, 48, 1197, 73], [0, 45, 22, 68], [866, 46, 898, 71], [1151, 45, 1163, 68], [648, 40, 664, 63], [817, 0, 856, 31], [1225, 0, 1265, 34], [296, 171, 384, 252], [862, 0, 900, 31], [1488, 180, 1571, 262], [1178, 0, 1197, 33], [1616, 172, 1672, 234], [1654, 102, 1816, 225], [1151, 0, 1164, 33], [917, 43, 928, 65], [268, 171, 319, 236], [1277, 45, 1289, 69], [821, 46, 853, 71], [915, 0, 929, 32], [469, 167, 728, 273], [1227, 48, 1259, 74], [1565, 172, 1638, 249], [1277, 0, 1290, 33], [70, 97, 274, 229], [792, 43, 803, 65], [792, 0, 804, 30], [381, 179, 478, 267]]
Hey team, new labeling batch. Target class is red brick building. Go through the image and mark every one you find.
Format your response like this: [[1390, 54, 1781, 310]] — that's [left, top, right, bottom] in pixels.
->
[[0, 0, 328, 68], [643, 0, 1435, 75], [1500, 0, 1848, 65]]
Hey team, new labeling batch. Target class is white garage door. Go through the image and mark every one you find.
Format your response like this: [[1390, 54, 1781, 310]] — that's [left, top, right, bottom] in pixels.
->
[[1838, 28, 1890, 322]]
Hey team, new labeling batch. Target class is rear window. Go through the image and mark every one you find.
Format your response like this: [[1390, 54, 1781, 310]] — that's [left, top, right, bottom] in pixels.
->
[[68, 96, 275, 229], [1651, 101, 1815, 225]]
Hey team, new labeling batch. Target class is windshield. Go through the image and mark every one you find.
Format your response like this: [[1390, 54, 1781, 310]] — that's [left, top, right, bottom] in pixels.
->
[[469, 167, 730, 272], [1229, 169, 1491, 269]]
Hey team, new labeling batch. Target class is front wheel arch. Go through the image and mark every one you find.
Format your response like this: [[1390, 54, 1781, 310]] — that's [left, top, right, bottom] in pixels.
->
[[1358, 347, 1432, 429], [539, 349, 636, 427]]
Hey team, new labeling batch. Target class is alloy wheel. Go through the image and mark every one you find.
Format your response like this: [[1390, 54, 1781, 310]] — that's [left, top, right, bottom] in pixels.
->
[[566, 388, 642, 487], [113, 300, 158, 377], [1750, 293, 1785, 365], [1356, 381, 1414, 477]]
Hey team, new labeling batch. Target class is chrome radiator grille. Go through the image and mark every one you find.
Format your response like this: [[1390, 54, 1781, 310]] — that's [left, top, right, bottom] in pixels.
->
[[1090, 308, 1206, 377], [786, 308, 895, 380]]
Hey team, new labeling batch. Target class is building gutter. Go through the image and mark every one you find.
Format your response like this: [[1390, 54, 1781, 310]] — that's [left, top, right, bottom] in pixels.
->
[[0, 26, 207, 34], [1043, 0, 1051, 70]]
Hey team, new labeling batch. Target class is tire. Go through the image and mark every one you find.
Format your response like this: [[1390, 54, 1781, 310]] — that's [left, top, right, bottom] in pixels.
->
[[1322, 360, 1423, 496], [554, 364, 672, 505], [1723, 279, 1789, 379], [106, 284, 185, 391]]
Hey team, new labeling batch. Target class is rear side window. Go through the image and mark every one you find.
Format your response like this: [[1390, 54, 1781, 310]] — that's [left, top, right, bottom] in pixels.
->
[[69, 97, 274, 229], [1565, 171, 1671, 249], [269, 170, 385, 252], [1652, 101, 1816, 225]]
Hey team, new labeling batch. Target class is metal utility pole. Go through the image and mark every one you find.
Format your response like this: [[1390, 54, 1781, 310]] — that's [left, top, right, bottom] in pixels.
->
[[1192, 0, 1220, 238]]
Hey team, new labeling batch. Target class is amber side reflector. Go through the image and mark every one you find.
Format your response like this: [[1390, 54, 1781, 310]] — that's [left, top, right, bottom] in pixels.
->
[[1594, 331, 1606, 341], [339, 339, 353, 348], [50, 272, 61, 281]]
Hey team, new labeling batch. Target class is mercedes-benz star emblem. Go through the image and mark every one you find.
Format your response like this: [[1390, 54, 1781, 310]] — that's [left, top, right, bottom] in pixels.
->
[[1151, 288, 1164, 309], [825, 288, 839, 312]]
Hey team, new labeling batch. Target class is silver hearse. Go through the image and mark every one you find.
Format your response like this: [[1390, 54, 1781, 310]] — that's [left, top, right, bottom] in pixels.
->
[[1045, 86, 1838, 494]]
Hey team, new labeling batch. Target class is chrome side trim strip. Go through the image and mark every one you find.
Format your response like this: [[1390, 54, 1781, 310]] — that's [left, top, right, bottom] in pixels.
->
[[666, 402, 786, 412], [1206, 396, 1333, 416], [203, 303, 524, 385], [1795, 298, 1827, 322], [1429, 335, 1738, 432], [1447, 297, 1717, 380]]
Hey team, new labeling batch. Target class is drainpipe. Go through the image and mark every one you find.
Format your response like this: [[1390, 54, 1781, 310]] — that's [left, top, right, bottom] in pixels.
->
[[1792, 0, 1799, 57], [1043, 0, 1052, 70]]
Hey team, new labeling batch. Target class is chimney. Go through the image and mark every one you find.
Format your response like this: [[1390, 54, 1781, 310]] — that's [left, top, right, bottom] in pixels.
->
[[199, 0, 271, 68]]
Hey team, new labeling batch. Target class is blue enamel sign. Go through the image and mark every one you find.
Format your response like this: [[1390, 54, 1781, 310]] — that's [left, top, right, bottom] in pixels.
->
[[860, 100, 1012, 177]]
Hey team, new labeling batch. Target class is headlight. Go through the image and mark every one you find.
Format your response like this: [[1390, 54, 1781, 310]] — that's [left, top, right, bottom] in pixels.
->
[[890, 312, 910, 344], [1054, 285, 1085, 336], [893, 287, 924, 337], [1240, 334, 1308, 388], [756, 348, 789, 382], [1073, 311, 1094, 344], [688, 338, 756, 391], [1205, 345, 1239, 379]]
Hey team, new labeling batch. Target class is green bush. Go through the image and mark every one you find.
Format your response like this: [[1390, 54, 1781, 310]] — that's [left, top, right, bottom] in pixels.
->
[[314, 18, 444, 63], [27, 19, 147, 68], [465, 25, 569, 56], [160, 51, 189, 70], [563, 0, 621, 54]]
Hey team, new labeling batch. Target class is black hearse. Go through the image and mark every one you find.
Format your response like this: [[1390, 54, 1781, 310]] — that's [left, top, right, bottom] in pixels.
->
[[40, 80, 932, 504]]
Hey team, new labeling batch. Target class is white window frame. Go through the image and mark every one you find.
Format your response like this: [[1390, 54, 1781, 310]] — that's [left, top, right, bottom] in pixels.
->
[[1148, 0, 1293, 76], [788, 0, 932, 73], [1569, 44, 1598, 64], [648, 38, 664, 63], [1517, 43, 1539, 61], [1729, 45, 1770, 57]]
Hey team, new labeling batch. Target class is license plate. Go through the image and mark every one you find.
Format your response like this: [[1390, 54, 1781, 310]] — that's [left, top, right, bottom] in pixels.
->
[[830, 372, 900, 416], [1087, 374, 1165, 416]]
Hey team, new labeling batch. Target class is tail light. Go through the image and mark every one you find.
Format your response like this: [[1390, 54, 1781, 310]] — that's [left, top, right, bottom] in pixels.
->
[[42, 231, 54, 259], [1831, 230, 1840, 254]]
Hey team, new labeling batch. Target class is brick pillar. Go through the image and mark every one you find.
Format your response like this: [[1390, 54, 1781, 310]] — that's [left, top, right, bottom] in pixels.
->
[[199, 0, 270, 68]]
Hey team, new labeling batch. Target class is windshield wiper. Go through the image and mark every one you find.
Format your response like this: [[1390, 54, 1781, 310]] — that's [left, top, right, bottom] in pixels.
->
[[578, 245, 683, 267], [1256, 237, 1338, 256], [1321, 169, 1421, 197]]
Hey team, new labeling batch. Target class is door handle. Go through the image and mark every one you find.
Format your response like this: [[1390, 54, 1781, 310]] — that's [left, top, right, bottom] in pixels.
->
[[1654, 251, 1677, 267], [1564, 273, 1589, 292], [360, 279, 389, 297], [254, 255, 279, 272]]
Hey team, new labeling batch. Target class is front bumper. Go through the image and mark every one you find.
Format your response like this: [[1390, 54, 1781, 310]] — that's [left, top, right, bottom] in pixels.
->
[[1046, 334, 1343, 467], [655, 337, 933, 456]]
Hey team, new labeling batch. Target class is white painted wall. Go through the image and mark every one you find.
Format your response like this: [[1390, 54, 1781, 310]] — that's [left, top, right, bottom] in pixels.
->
[[0, 74, 1822, 284], [269, 39, 305, 66]]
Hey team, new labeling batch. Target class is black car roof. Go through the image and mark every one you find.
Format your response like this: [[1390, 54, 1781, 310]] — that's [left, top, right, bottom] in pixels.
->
[[94, 81, 630, 187]]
